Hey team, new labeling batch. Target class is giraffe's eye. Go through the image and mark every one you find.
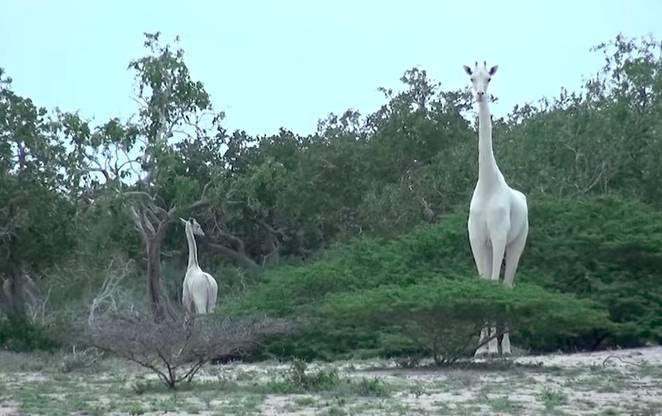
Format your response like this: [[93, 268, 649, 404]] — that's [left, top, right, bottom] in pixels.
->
[[488, 78, 491, 82]]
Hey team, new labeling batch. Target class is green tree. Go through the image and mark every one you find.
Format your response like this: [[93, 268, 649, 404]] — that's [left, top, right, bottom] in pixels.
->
[[0, 69, 77, 321], [496, 34, 662, 204]]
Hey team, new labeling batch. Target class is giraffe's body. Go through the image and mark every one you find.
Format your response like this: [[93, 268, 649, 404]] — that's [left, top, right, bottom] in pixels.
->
[[181, 218, 218, 315]]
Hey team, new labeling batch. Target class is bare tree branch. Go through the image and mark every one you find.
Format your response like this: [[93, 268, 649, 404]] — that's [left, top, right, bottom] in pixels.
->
[[71, 308, 291, 389], [88, 257, 134, 327], [208, 242, 259, 271]]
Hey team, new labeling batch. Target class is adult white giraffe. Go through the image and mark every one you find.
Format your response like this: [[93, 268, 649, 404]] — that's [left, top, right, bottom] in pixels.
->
[[180, 217, 218, 316], [464, 62, 528, 356]]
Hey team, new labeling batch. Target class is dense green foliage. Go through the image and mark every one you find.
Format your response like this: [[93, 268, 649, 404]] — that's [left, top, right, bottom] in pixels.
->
[[1, 34, 661, 357], [228, 195, 659, 359], [0, 319, 57, 352], [524, 196, 662, 345], [324, 279, 609, 361]]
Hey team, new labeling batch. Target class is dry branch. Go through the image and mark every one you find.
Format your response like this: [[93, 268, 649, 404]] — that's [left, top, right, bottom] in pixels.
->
[[88, 257, 134, 327], [73, 308, 290, 388]]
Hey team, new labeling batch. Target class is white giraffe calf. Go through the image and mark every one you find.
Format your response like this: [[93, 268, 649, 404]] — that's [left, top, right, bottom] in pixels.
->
[[180, 217, 218, 316]]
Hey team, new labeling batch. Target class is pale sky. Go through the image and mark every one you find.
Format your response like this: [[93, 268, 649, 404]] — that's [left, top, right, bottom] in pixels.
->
[[2, 0, 661, 136]]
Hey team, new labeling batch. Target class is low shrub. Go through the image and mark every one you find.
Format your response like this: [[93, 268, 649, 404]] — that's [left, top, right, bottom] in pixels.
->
[[0, 319, 58, 352], [71, 308, 290, 389], [323, 278, 611, 363], [286, 359, 341, 391]]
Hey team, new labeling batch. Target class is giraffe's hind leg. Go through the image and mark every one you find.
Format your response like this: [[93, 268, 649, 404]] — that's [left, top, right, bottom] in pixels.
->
[[470, 242, 494, 357], [500, 226, 528, 355]]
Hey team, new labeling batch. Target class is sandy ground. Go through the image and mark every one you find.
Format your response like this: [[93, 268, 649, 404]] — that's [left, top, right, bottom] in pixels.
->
[[350, 346, 662, 415], [0, 346, 661, 415]]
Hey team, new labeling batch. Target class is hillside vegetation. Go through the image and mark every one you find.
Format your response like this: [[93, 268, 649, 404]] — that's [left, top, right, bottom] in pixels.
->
[[1, 34, 661, 359]]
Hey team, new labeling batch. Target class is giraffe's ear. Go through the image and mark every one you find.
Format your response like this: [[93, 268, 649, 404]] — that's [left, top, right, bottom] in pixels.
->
[[179, 217, 187, 225], [488, 65, 498, 76], [463, 65, 473, 76]]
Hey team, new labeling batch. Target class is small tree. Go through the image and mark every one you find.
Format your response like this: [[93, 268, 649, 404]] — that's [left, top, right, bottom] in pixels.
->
[[75, 308, 289, 388], [324, 277, 612, 364]]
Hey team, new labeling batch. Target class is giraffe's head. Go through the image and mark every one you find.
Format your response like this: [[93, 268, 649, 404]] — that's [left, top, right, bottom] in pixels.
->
[[180, 217, 205, 237], [463, 61, 498, 103]]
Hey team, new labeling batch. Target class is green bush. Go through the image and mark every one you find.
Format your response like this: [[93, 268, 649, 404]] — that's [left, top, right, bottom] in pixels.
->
[[524, 195, 662, 346], [229, 194, 661, 360], [323, 278, 610, 362], [225, 211, 472, 317], [285, 359, 341, 391], [0, 319, 58, 352], [276, 359, 389, 397]]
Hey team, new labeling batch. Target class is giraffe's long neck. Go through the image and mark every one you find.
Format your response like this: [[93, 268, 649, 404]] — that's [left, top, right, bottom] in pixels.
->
[[477, 99, 502, 186], [185, 226, 199, 270]]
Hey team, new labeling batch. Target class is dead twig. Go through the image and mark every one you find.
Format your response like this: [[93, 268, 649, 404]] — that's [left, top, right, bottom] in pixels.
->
[[602, 354, 644, 368]]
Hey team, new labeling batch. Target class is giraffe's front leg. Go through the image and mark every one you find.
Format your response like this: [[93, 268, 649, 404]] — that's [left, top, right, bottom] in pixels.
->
[[487, 326, 499, 356], [500, 326, 512, 356], [475, 326, 490, 357]]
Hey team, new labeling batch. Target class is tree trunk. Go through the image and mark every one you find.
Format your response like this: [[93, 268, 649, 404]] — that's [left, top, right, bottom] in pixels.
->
[[0, 228, 27, 322], [146, 239, 165, 321], [131, 203, 173, 322], [0, 271, 27, 322]]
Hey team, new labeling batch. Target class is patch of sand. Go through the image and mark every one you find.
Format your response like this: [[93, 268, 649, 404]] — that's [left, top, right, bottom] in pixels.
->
[[0, 401, 19, 416]]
